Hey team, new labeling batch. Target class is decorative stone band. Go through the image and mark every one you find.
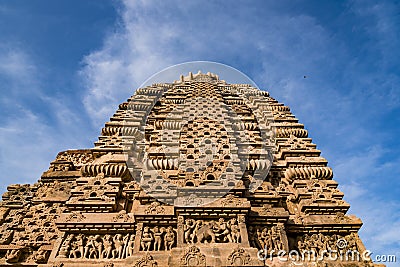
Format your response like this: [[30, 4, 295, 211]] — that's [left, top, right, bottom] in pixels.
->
[[276, 128, 308, 138], [246, 159, 271, 171], [136, 87, 167, 96], [154, 120, 182, 130], [225, 99, 246, 105], [284, 166, 333, 182], [101, 126, 142, 137], [234, 122, 259, 131], [164, 98, 185, 104], [127, 103, 153, 111], [269, 104, 291, 112], [81, 164, 128, 178], [145, 158, 179, 170]]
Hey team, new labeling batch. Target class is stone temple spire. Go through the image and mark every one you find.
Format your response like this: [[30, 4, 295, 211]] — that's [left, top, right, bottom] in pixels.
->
[[0, 72, 376, 266]]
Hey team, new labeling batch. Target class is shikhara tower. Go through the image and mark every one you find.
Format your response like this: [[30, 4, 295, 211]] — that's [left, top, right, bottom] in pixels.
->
[[0, 71, 376, 266]]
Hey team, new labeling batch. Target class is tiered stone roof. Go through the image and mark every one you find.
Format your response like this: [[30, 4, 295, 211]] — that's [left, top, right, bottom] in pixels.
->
[[0, 72, 374, 266]]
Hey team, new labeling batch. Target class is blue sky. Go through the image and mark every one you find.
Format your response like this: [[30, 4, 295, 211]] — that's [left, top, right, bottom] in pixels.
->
[[0, 0, 399, 264]]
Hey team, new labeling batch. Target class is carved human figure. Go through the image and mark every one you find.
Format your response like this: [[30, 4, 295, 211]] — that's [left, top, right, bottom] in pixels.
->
[[112, 234, 124, 258], [94, 235, 103, 259], [102, 234, 113, 259], [69, 240, 79, 258], [229, 218, 240, 243], [125, 234, 135, 257], [34, 246, 48, 263], [84, 235, 95, 258], [141, 227, 153, 251], [213, 218, 232, 242], [297, 239, 305, 253], [347, 233, 358, 251], [309, 234, 320, 255], [75, 234, 84, 258], [151, 226, 163, 251], [302, 234, 311, 251], [164, 226, 175, 250], [184, 219, 196, 244], [327, 235, 336, 252], [271, 226, 282, 251], [121, 233, 130, 258], [88, 245, 98, 259], [5, 249, 21, 263]]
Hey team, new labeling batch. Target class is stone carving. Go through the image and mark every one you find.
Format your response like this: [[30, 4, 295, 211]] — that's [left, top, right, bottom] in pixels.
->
[[284, 167, 333, 182], [140, 226, 176, 251], [221, 194, 245, 207], [112, 210, 131, 222], [5, 249, 22, 263], [297, 233, 361, 257], [228, 247, 251, 266], [64, 211, 86, 222], [57, 233, 134, 259], [0, 71, 370, 266], [35, 181, 72, 200], [55, 150, 93, 166], [81, 164, 128, 178], [249, 224, 288, 254], [134, 253, 158, 267], [144, 201, 165, 214], [183, 193, 204, 206], [33, 246, 49, 263], [184, 218, 241, 244], [180, 246, 206, 267], [276, 128, 308, 138]]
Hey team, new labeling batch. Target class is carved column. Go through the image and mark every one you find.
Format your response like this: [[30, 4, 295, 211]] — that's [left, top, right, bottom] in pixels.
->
[[134, 223, 143, 253], [238, 214, 249, 246], [177, 215, 184, 247]]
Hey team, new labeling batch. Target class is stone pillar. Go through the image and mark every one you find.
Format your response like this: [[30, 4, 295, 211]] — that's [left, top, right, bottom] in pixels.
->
[[134, 223, 143, 253], [48, 232, 68, 263], [238, 214, 249, 246], [177, 215, 184, 247]]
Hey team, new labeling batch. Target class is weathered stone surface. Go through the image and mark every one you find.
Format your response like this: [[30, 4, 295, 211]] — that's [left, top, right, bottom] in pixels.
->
[[0, 72, 378, 266]]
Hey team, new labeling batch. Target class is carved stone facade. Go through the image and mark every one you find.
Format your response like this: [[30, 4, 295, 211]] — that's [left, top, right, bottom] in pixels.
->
[[0, 71, 377, 266]]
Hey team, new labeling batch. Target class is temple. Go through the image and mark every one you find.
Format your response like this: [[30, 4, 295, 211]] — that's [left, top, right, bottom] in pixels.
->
[[0, 71, 377, 266]]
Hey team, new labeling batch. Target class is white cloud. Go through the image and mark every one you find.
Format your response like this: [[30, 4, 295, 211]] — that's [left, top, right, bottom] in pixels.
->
[[0, 108, 54, 192], [0, 46, 92, 193], [80, 0, 339, 129], [0, 46, 40, 97]]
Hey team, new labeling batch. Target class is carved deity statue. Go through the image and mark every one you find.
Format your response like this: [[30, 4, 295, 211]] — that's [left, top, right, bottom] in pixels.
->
[[164, 226, 175, 250], [141, 227, 153, 251]]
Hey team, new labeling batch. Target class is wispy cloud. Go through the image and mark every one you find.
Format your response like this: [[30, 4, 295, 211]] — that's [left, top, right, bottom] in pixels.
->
[[0, 45, 92, 193]]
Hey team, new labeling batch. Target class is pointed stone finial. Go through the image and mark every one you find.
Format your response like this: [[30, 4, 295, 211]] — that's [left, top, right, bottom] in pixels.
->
[[189, 72, 193, 80]]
